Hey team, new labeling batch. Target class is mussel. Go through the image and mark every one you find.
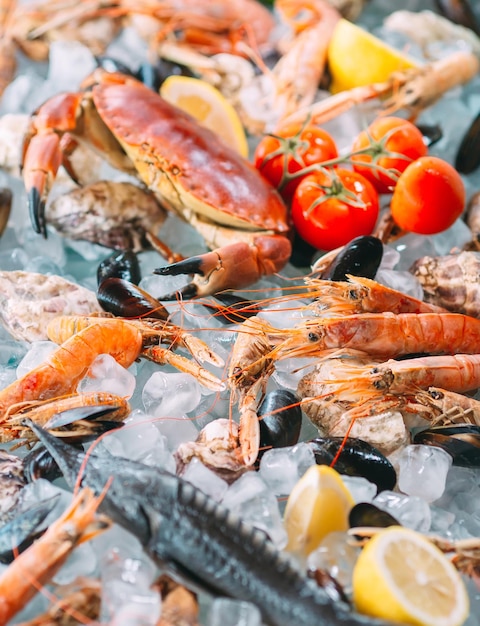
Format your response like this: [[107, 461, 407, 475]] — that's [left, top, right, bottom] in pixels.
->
[[308, 437, 397, 493], [317, 236, 384, 281], [415, 123, 443, 148], [0, 188, 12, 238], [97, 277, 169, 320], [348, 502, 400, 531], [94, 55, 135, 76], [136, 58, 196, 91], [413, 424, 480, 467], [434, 0, 480, 35], [258, 390, 303, 456], [455, 110, 480, 175], [97, 249, 142, 286]]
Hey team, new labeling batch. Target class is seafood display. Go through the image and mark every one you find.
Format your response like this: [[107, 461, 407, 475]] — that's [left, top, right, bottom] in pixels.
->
[[0, 0, 480, 625]]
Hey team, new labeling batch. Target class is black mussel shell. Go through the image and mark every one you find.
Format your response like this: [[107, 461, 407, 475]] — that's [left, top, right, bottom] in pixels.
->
[[319, 236, 383, 281], [415, 123, 443, 148], [23, 444, 62, 483], [202, 293, 263, 325], [349, 502, 400, 530], [413, 425, 480, 467], [149, 57, 196, 89], [97, 249, 141, 286], [308, 437, 397, 493], [0, 187, 12, 238], [94, 55, 135, 76], [455, 110, 480, 174], [97, 277, 169, 320], [258, 390, 303, 455], [434, 0, 480, 35], [135, 62, 164, 92]]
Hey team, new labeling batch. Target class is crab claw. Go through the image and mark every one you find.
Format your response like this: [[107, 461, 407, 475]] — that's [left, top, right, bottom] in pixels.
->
[[22, 132, 63, 237], [155, 236, 292, 298]]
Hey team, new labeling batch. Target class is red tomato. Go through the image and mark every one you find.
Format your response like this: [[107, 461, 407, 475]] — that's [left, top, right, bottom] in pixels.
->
[[254, 124, 338, 200], [390, 156, 465, 235], [291, 168, 380, 251], [351, 116, 428, 194]]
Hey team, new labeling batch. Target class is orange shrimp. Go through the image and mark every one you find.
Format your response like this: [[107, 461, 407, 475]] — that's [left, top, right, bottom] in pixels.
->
[[0, 487, 110, 625], [0, 319, 142, 417], [273, 312, 480, 360], [2, 391, 130, 444], [0, 0, 18, 98], [305, 275, 449, 315]]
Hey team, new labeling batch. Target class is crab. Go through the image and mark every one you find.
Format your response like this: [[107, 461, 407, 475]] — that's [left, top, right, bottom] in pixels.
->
[[21, 69, 291, 297]]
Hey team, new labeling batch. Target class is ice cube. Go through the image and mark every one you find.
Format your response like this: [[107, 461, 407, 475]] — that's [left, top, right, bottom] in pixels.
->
[[397, 444, 453, 503], [16, 341, 57, 378], [373, 490, 431, 533], [341, 475, 377, 504], [142, 371, 201, 417], [258, 443, 316, 496], [307, 531, 360, 595], [208, 598, 262, 626], [78, 353, 136, 399], [182, 457, 229, 501]]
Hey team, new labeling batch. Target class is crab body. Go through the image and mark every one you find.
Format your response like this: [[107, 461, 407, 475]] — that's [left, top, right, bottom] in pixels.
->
[[22, 70, 291, 296]]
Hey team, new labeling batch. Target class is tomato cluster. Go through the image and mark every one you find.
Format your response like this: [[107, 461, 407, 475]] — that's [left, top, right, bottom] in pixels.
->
[[253, 116, 466, 251]]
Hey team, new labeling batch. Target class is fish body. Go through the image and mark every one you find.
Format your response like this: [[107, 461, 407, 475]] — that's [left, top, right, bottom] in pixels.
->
[[28, 422, 398, 626]]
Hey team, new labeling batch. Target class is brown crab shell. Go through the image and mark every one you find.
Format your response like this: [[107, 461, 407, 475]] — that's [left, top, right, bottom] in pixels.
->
[[91, 73, 289, 237]]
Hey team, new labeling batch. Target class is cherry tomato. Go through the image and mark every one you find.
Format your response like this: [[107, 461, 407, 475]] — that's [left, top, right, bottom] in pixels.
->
[[291, 168, 380, 251], [390, 156, 465, 235], [254, 123, 338, 200], [351, 116, 428, 194]]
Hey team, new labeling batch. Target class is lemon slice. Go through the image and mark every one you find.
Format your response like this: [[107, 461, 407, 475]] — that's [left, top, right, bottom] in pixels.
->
[[160, 75, 249, 157], [353, 526, 469, 626], [327, 19, 420, 93], [283, 465, 354, 557]]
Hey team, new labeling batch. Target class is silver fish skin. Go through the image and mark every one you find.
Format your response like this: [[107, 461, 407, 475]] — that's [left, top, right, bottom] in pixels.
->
[[27, 421, 400, 626]]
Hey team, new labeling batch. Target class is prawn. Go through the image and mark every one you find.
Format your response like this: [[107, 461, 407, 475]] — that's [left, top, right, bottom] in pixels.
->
[[273, 311, 480, 361], [0, 487, 110, 625], [305, 274, 449, 315], [1, 391, 130, 444], [0, 316, 224, 417], [277, 49, 480, 131]]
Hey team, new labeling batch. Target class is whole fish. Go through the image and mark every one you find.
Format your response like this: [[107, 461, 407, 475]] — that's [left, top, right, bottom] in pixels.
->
[[27, 422, 398, 626]]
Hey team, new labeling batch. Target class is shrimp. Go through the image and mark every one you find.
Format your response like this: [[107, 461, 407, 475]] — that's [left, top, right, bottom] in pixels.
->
[[273, 312, 480, 361], [0, 487, 110, 625], [278, 49, 480, 130], [1, 391, 130, 444], [271, 0, 341, 121], [0, 316, 224, 417], [304, 275, 449, 315]]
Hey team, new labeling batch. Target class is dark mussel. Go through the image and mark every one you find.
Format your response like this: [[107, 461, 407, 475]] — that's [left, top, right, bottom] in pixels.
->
[[289, 230, 319, 268], [317, 236, 384, 281], [348, 502, 400, 531], [97, 277, 169, 320], [202, 293, 264, 325], [136, 58, 196, 92], [94, 55, 136, 76], [258, 390, 303, 457], [416, 123, 443, 148], [434, 0, 480, 35], [23, 444, 63, 483], [308, 437, 397, 493], [455, 110, 480, 175], [97, 249, 142, 286], [413, 424, 480, 467], [0, 187, 12, 238]]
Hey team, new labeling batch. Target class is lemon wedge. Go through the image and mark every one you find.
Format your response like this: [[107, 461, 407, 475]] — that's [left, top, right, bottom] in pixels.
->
[[160, 75, 249, 158], [327, 18, 420, 93], [353, 526, 469, 626], [283, 465, 354, 557]]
